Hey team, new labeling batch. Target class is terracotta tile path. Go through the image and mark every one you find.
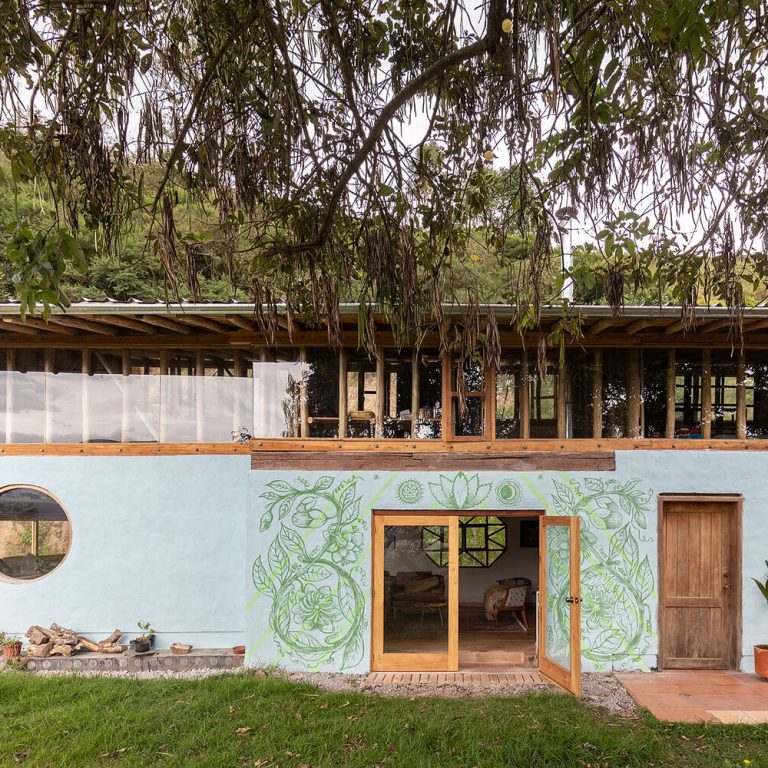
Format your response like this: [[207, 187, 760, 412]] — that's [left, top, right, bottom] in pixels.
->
[[617, 670, 768, 723]]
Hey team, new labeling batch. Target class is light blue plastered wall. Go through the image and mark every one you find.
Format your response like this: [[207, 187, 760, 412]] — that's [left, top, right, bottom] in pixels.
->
[[0, 456, 250, 649], [0, 452, 765, 672], [246, 451, 768, 675]]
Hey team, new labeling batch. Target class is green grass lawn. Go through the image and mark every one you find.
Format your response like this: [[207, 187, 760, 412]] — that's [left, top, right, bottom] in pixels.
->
[[0, 672, 766, 768]]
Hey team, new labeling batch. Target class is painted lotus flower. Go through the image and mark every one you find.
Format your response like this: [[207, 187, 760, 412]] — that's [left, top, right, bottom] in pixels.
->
[[428, 472, 491, 509], [291, 585, 343, 633]]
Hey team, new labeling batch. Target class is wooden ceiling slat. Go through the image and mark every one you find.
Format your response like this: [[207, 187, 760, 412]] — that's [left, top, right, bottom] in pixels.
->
[[625, 319, 658, 335], [6, 316, 80, 335], [227, 315, 257, 332]]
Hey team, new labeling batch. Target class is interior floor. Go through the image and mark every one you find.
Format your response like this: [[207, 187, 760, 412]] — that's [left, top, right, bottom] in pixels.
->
[[382, 602, 537, 668]]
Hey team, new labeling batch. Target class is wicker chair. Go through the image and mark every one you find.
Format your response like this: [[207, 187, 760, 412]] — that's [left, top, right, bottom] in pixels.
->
[[491, 577, 531, 630]]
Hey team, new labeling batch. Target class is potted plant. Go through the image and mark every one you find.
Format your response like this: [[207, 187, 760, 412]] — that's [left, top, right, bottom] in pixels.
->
[[129, 621, 155, 654], [753, 561, 768, 680], [0, 632, 22, 660]]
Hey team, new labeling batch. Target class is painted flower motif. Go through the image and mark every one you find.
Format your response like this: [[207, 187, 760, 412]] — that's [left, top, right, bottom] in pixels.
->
[[583, 587, 615, 632], [495, 479, 522, 506], [291, 585, 343, 633], [397, 479, 424, 505], [324, 522, 364, 565]]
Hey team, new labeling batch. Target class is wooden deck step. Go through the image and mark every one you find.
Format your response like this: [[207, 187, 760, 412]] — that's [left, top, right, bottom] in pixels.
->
[[366, 670, 550, 687]]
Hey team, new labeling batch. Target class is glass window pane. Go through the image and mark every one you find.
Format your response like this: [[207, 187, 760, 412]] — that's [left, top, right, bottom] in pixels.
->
[[453, 396, 484, 437], [675, 351, 703, 437], [569, 350, 595, 438], [711, 351, 739, 438], [747, 351, 768, 438], [346, 351, 377, 438], [642, 350, 668, 438], [384, 525, 448, 654], [602, 350, 628, 438], [383, 351, 413, 438]]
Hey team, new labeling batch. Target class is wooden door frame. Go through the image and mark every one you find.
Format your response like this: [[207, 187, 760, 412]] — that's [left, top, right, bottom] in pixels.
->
[[657, 493, 742, 671], [371, 514, 459, 671]]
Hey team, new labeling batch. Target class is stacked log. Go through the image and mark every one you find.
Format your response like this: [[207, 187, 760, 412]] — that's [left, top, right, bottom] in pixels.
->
[[24, 625, 124, 658]]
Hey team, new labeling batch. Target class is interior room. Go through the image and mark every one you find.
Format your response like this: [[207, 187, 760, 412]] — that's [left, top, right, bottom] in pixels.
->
[[382, 515, 539, 669]]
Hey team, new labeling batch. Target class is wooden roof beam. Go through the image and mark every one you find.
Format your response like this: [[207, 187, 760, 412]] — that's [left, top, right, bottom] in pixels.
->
[[625, 319, 658, 335], [226, 314, 257, 332], [178, 315, 234, 333], [47, 316, 117, 336], [5, 316, 81, 336], [138, 315, 192, 334], [93, 315, 157, 334], [587, 318, 616, 335], [0, 318, 41, 335]]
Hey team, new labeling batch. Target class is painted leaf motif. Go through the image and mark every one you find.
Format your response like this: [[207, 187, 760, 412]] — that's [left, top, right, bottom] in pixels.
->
[[278, 497, 294, 520], [341, 631, 364, 669], [636, 555, 654, 600], [608, 526, 639, 571], [268, 537, 289, 578], [313, 476, 334, 492], [280, 524, 306, 556], [584, 478, 605, 492], [267, 480, 295, 494], [259, 509, 273, 533], [251, 556, 272, 594]]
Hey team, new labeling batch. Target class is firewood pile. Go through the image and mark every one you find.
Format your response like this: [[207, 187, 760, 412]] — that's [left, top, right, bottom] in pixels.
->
[[25, 624, 124, 658]]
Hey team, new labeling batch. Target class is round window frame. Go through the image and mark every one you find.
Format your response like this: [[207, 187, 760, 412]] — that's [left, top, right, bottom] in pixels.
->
[[0, 484, 72, 584]]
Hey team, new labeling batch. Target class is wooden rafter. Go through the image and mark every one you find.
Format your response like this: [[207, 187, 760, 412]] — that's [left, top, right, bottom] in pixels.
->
[[586, 318, 616, 335], [226, 314, 257, 332], [625, 319, 658, 335], [178, 315, 234, 333], [0, 318, 40, 335], [93, 315, 157, 334], [138, 315, 192, 334], [1, 316, 80, 335], [48, 316, 117, 336]]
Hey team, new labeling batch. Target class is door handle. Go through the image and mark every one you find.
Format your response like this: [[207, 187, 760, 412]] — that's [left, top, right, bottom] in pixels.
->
[[722, 584, 732, 591], [565, 596, 583, 604]]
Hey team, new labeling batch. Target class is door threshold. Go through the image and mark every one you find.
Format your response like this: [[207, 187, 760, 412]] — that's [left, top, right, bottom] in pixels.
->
[[366, 670, 551, 687]]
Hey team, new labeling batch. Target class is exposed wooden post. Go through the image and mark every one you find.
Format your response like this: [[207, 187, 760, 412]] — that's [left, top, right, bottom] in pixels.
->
[[195, 349, 205, 442], [665, 349, 676, 438], [44, 348, 54, 443], [159, 350, 168, 443], [233, 351, 244, 436], [82, 349, 90, 443], [557, 356, 567, 439], [375, 347, 385, 438], [519, 351, 530, 439], [121, 350, 131, 442], [338, 348, 348, 438], [299, 347, 309, 438], [701, 348, 712, 439], [627, 350, 642, 438], [5, 349, 13, 443], [411, 349, 420, 439], [485, 364, 496, 441], [737, 351, 747, 440], [441, 352, 451, 440], [592, 350, 603, 439]]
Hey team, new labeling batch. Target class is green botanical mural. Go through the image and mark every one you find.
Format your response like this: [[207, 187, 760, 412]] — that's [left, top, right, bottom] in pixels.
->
[[549, 477, 655, 668], [251, 475, 367, 670], [249, 470, 656, 672]]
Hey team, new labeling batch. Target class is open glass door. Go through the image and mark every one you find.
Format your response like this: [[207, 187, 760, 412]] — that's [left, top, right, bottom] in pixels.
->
[[538, 516, 581, 695], [372, 515, 458, 671]]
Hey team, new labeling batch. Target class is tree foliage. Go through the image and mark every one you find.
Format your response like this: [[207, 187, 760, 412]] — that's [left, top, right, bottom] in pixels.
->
[[1, 0, 768, 356]]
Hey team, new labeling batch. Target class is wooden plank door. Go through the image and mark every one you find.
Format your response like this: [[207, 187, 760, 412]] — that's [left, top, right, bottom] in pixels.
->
[[659, 496, 741, 669], [538, 516, 581, 695], [371, 514, 458, 671]]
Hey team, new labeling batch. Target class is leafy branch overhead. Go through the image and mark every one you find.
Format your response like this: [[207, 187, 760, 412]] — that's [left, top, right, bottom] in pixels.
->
[[2, 0, 768, 352]]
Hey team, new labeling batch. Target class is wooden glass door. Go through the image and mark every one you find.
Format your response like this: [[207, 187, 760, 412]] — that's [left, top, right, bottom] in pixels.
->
[[539, 516, 581, 695], [372, 515, 458, 671]]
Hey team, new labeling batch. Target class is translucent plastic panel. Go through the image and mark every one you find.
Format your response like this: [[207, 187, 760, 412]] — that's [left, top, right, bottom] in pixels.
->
[[47, 372, 84, 443], [160, 375, 199, 442], [252, 361, 305, 437], [197, 374, 253, 441], [6, 371, 45, 443], [86, 373, 124, 442], [544, 524, 571, 670], [383, 525, 448, 654]]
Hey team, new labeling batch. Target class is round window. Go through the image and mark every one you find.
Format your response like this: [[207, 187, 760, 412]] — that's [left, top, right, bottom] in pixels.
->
[[0, 486, 71, 582]]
